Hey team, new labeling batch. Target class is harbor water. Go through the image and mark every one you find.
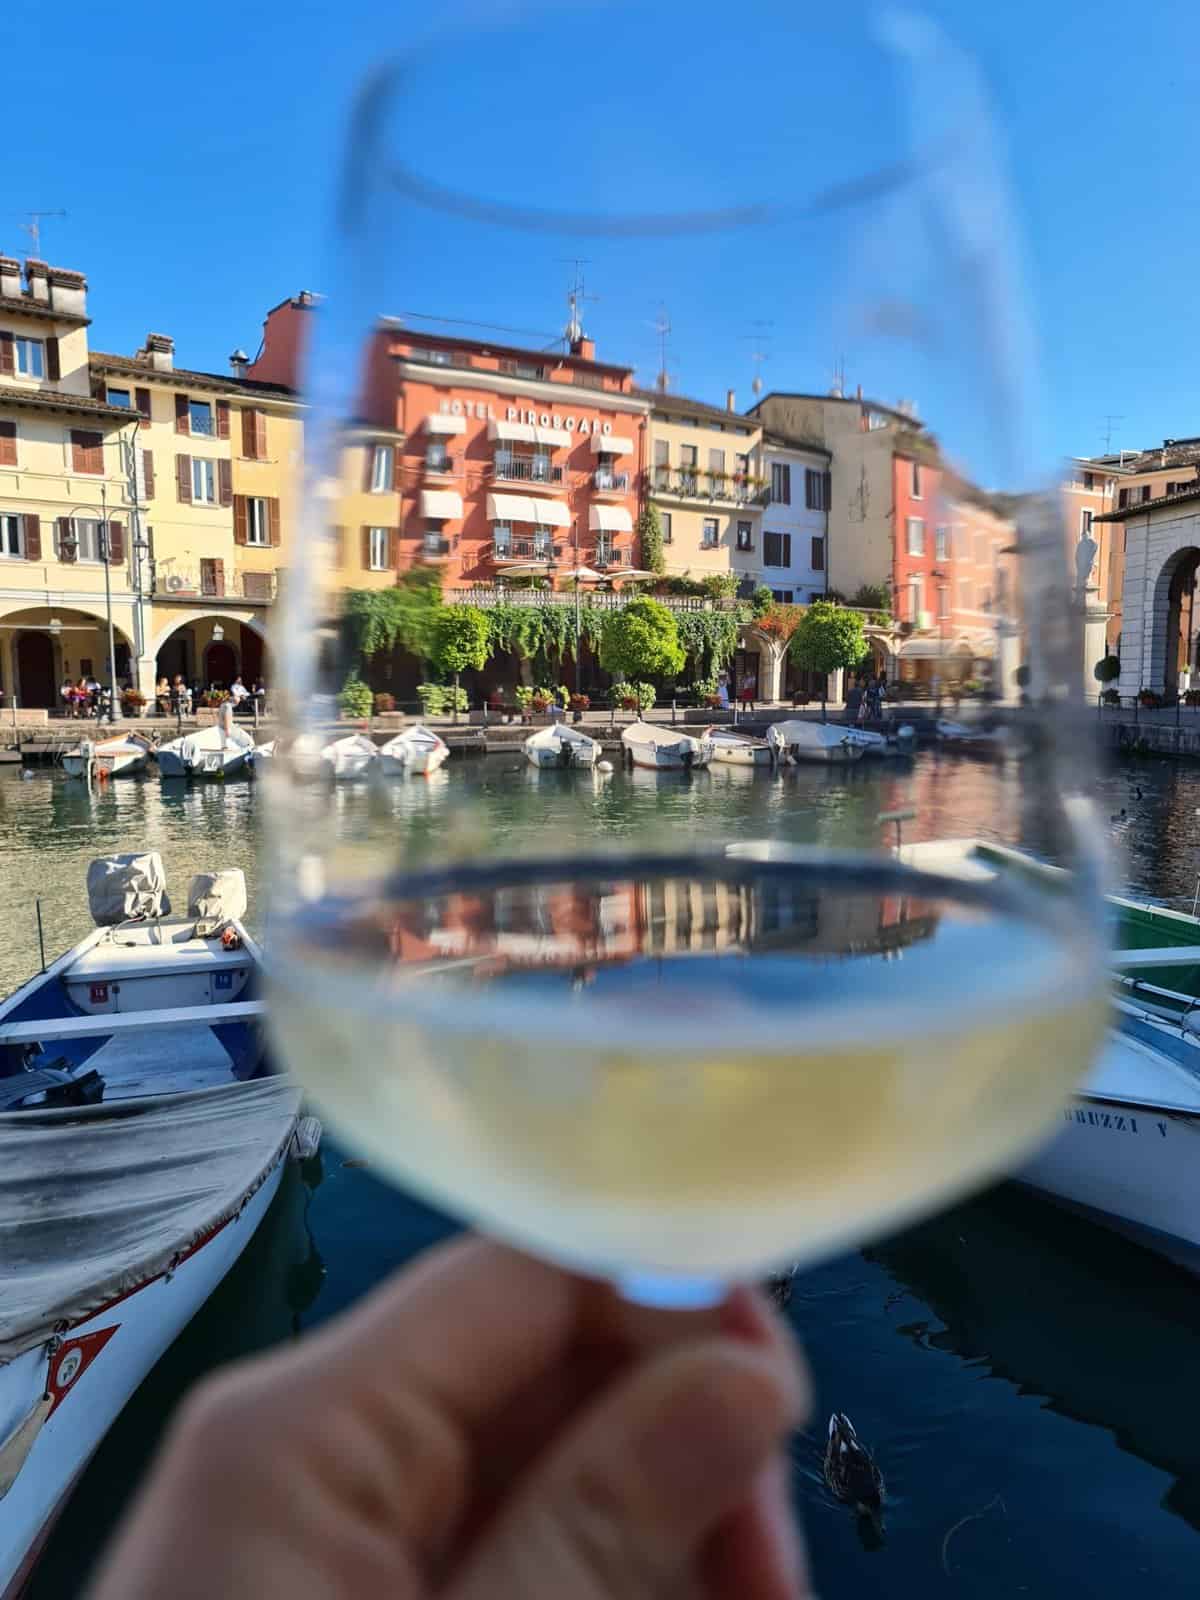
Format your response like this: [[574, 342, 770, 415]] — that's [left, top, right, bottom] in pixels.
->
[[5, 749, 1200, 1596]]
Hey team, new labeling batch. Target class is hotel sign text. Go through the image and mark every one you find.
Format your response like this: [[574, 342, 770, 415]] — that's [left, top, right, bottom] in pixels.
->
[[439, 398, 614, 435]]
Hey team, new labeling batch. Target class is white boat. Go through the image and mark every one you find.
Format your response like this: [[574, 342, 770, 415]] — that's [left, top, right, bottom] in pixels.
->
[[936, 717, 1009, 750], [380, 724, 451, 777], [524, 722, 599, 769], [247, 739, 277, 773], [320, 733, 380, 781], [156, 720, 253, 780], [766, 719, 864, 764], [61, 734, 153, 780], [706, 728, 775, 768], [621, 721, 714, 771], [0, 855, 303, 1596], [846, 724, 916, 758]]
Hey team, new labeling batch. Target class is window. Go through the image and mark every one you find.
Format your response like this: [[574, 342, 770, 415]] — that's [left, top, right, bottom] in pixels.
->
[[660, 511, 672, 545], [736, 520, 753, 551], [771, 463, 791, 504], [867, 411, 889, 430], [1141, 485, 1152, 503], [804, 468, 828, 510], [771, 588, 794, 604], [910, 461, 922, 498], [74, 518, 102, 562], [0, 419, 16, 467], [426, 444, 450, 472], [188, 400, 214, 437], [1083, 471, 1095, 491], [1080, 508, 1094, 538], [246, 497, 269, 546], [906, 516, 925, 556], [653, 440, 670, 467], [0, 513, 22, 557], [13, 337, 43, 378], [1118, 488, 1130, 509], [106, 387, 131, 408], [192, 458, 217, 503], [680, 444, 698, 468], [70, 429, 103, 475], [368, 527, 390, 570], [493, 524, 512, 556], [735, 452, 749, 479], [701, 517, 719, 548], [811, 536, 825, 571], [938, 583, 950, 619], [498, 359, 545, 380], [908, 575, 923, 620], [935, 525, 950, 560], [764, 531, 792, 567], [426, 349, 452, 366], [370, 444, 393, 492], [709, 448, 725, 473]]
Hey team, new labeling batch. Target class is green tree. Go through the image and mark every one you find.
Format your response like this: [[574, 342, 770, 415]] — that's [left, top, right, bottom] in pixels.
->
[[338, 672, 373, 720], [599, 596, 685, 687], [637, 502, 666, 576], [344, 569, 443, 668], [751, 583, 774, 619], [1093, 655, 1120, 685], [788, 600, 866, 721], [430, 604, 491, 719]]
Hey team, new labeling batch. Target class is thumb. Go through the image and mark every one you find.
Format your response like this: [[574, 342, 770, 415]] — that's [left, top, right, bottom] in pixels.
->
[[449, 1336, 806, 1600]]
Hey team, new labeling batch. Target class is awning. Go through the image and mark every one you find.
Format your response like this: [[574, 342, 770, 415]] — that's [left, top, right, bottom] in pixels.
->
[[590, 432, 634, 456], [488, 419, 572, 448], [426, 414, 466, 435], [421, 490, 463, 519], [589, 504, 634, 533], [898, 638, 983, 660], [487, 493, 571, 528]]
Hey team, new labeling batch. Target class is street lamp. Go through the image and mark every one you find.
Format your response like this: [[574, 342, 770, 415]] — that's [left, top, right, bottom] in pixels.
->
[[931, 567, 948, 713]]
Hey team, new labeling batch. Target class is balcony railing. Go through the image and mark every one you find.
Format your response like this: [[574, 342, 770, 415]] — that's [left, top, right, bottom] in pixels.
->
[[492, 456, 564, 485], [423, 452, 458, 475], [449, 587, 715, 612], [423, 535, 453, 557], [648, 469, 768, 506], [493, 537, 561, 562], [592, 544, 628, 569], [593, 469, 630, 493]]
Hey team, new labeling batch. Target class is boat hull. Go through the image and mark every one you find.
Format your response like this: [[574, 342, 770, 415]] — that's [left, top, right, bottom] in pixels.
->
[[710, 744, 773, 767], [0, 1161, 285, 1598], [62, 752, 147, 780], [626, 747, 712, 770], [524, 746, 597, 769], [787, 743, 863, 764]]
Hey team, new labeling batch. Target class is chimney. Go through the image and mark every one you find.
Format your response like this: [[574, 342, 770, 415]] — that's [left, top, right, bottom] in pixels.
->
[[0, 256, 19, 299], [47, 266, 87, 320], [229, 348, 249, 378], [856, 383, 863, 400], [570, 333, 596, 362], [726, 388, 736, 412], [145, 332, 174, 372], [24, 260, 49, 303]]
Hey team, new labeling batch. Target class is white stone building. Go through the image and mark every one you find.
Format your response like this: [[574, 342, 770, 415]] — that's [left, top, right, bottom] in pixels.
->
[[1103, 487, 1200, 700], [756, 431, 832, 603]]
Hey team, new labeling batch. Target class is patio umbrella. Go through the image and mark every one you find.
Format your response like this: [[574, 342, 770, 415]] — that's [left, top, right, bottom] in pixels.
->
[[605, 568, 657, 581], [559, 564, 607, 582], [496, 561, 555, 576]]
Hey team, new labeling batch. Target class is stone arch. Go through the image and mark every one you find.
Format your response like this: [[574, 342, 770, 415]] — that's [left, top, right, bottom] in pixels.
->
[[148, 610, 267, 662], [1148, 546, 1200, 693], [0, 603, 138, 709]]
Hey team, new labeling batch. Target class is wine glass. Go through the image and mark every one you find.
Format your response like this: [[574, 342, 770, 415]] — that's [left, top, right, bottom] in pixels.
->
[[266, 3, 1108, 1308]]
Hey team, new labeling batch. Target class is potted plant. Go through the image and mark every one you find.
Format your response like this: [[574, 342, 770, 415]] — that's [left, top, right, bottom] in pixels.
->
[[1139, 689, 1163, 709], [121, 689, 146, 718], [1102, 688, 1121, 707], [569, 692, 590, 720], [530, 690, 552, 714], [373, 691, 396, 714], [514, 685, 535, 722], [618, 686, 640, 711], [338, 675, 373, 720], [417, 683, 446, 717], [1186, 690, 1200, 708]]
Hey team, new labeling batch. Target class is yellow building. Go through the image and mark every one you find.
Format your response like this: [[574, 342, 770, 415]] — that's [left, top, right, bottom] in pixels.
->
[[643, 392, 766, 583], [332, 426, 406, 590]]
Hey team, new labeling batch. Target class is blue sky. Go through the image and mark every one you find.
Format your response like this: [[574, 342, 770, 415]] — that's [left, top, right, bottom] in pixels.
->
[[5, 0, 1197, 475]]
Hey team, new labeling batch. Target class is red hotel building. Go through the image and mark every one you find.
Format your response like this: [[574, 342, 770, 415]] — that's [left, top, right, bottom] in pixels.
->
[[360, 326, 651, 588]]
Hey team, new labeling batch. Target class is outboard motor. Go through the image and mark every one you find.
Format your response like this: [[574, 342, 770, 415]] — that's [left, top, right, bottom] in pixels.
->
[[557, 741, 572, 769], [681, 746, 696, 772]]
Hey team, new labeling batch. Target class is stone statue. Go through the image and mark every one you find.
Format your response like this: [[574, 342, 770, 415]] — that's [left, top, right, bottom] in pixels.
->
[[1075, 530, 1098, 590]]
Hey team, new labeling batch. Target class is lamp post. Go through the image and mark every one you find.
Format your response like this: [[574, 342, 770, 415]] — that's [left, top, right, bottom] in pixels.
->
[[931, 566, 948, 713], [64, 492, 119, 723]]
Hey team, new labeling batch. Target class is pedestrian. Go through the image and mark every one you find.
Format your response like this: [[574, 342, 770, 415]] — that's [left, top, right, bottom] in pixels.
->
[[253, 678, 266, 715], [844, 675, 863, 726], [739, 673, 756, 713], [172, 674, 192, 715], [59, 676, 75, 719], [717, 669, 730, 710], [156, 675, 171, 716], [229, 674, 250, 710]]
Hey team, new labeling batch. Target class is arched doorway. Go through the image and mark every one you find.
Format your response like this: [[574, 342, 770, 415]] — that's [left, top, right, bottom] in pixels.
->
[[1165, 549, 1200, 693], [17, 632, 56, 709], [241, 629, 264, 687], [204, 641, 237, 687]]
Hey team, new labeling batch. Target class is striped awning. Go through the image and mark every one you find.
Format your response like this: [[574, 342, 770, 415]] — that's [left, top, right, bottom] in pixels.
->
[[426, 413, 466, 435], [590, 432, 634, 456], [420, 490, 463, 519], [486, 493, 571, 528], [588, 504, 634, 533]]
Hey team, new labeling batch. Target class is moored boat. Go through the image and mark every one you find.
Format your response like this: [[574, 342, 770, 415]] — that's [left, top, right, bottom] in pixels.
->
[[524, 723, 599, 769], [156, 720, 253, 780], [0, 855, 303, 1597], [706, 728, 775, 767], [620, 721, 714, 771], [846, 724, 916, 758], [247, 738, 277, 773], [379, 724, 450, 777], [766, 719, 864, 764], [935, 717, 1010, 751], [61, 734, 153, 781], [320, 733, 380, 781]]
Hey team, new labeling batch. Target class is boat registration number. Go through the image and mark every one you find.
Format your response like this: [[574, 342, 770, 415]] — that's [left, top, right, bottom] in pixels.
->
[[90, 982, 109, 1004]]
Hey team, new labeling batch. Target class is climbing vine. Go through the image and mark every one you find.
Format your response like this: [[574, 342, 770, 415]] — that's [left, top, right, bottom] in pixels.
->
[[344, 569, 443, 664], [637, 502, 666, 576], [675, 609, 741, 677]]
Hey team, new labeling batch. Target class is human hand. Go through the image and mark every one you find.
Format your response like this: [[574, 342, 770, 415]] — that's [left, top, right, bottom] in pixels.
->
[[89, 1236, 810, 1598]]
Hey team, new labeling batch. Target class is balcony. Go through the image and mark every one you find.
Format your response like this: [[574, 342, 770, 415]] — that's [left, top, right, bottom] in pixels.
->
[[592, 543, 627, 570], [492, 455, 564, 488], [648, 469, 768, 507], [592, 469, 630, 494], [423, 451, 458, 476], [422, 534, 454, 560], [492, 537, 561, 563]]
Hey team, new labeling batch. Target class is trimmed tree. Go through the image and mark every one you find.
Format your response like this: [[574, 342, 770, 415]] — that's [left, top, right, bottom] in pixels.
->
[[430, 604, 491, 722], [788, 600, 866, 721], [1094, 655, 1120, 685], [599, 596, 685, 698], [637, 502, 666, 576]]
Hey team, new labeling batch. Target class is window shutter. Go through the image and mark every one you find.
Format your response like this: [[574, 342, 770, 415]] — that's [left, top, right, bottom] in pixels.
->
[[363, 449, 375, 493], [241, 408, 255, 458], [176, 454, 192, 503], [362, 526, 371, 567], [233, 495, 248, 545], [393, 444, 403, 486], [71, 429, 102, 474], [0, 333, 12, 374], [0, 420, 15, 467], [45, 338, 60, 382], [218, 458, 233, 506], [22, 514, 40, 560], [823, 471, 831, 510], [782, 465, 791, 505], [388, 528, 397, 569], [175, 393, 189, 434], [268, 498, 281, 547], [212, 558, 226, 597], [142, 449, 155, 500], [56, 517, 76, 562], [216, 400, 230, 439], [136, 387, 152, 427], [256, 410, 268, 460], [107, 520, 125, 565]]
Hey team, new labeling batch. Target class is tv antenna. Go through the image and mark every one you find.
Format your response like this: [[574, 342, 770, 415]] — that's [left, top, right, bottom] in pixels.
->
[[740, 322, 773, 397], [19, 210, 67, 259], [830, 354, 846, 398], [560, 259, 598, 346], [650, 303, 674, 393], [1101, 414, 1125, 455]]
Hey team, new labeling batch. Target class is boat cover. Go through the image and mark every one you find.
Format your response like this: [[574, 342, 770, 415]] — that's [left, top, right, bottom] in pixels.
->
[[187, 870, 248, 925], [86, 853, 171, 926], [0, 1076, 299, 1363]]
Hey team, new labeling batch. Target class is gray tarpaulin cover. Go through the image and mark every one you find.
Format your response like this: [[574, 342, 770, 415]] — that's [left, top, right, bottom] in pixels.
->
[[187, 870, 248, 925], [0, 1077, 299, 1363], [86, 853, 171, 926]]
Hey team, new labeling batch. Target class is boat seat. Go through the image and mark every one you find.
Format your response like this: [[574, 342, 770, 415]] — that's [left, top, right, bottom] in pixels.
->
[[0, 1066, 103, 1110]]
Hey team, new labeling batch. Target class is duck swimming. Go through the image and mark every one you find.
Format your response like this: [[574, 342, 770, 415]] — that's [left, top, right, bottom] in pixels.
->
[[824, 1413, 884, 1519]]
